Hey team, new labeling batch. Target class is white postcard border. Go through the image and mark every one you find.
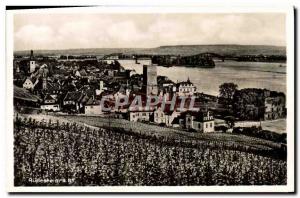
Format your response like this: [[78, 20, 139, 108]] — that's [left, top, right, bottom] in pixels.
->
[[6, 5, 295, 193]]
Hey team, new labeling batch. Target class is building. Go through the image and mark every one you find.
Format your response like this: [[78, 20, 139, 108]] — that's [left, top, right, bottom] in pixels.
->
[[186, 111, 214, 133], [29, 60, 36, 73], [175, 111, 215, 133], [129, 110, 152, 122], [264, 95, 286, 120], [143, 64, 158, 96], [63, 91, 85, 113], [41, 94, 60, 111], [233, 88, 286, 121], [96, 80, 107, 95], [175, 78, 196, 96], [84, 98, 102, 115], [29, 50, 36, 73], [75, 69, 88, 78], [154, 107, 169, 125], [153, 106, 181, 126], [128, 96, 154, 122], [23, 77, 38, 90], [46, 81, 62, 95], [42, 73, 47, 90], [107, 70, 118, 77]]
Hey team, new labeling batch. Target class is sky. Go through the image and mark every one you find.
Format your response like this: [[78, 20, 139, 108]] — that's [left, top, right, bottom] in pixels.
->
[[13, 13, 286, 51]]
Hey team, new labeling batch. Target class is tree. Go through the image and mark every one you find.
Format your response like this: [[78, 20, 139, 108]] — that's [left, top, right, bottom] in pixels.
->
[[219, 83, 238, 107]]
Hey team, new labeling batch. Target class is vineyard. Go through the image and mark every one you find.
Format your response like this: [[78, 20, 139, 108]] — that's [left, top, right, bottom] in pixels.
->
[[55, 115, 285, 150], [14, 116, 287, 186]]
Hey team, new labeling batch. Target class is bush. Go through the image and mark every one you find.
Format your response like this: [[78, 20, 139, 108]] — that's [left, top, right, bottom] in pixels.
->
[[188, 128, 197, 132], [215, 125, 228, 133]]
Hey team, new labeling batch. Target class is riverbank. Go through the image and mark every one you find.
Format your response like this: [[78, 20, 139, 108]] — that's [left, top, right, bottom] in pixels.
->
[[119, 59, 286, 96]]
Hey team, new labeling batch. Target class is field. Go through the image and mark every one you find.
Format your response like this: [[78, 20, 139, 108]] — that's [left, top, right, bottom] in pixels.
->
[[14, 115, 287, 186]]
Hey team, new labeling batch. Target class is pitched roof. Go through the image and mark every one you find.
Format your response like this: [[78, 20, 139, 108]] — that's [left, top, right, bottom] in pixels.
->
[[47, 82, 61, 92], [78, 85, 95, 97], [44, 94, 55, 101], [86, 98, 101, 106], [176, 78, 194, 88], [23, 77, 37, 85], [183, 110, 213, 122], [79, 69, 87, 76], [64, 91, 84, 102], [14, 85, 41, 102], [43, 94, 58, 104], [81, 95, 90, 103]]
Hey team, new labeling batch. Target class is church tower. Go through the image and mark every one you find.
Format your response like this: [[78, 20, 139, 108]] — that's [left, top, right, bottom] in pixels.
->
[[29, 50, 36, 73]]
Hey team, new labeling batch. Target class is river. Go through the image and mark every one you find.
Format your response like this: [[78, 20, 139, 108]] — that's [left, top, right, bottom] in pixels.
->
[[118, 59, 286, 96]]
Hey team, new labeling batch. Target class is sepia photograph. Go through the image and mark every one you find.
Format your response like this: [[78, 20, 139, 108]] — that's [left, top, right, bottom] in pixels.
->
[[6, 6, 295, 193]]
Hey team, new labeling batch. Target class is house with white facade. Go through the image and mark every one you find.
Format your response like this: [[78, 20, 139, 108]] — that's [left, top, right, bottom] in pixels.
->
[[41, 94, 60, 111], [129, 110, 152, 122], [175, 78, 196, 97], [23, 78, 39, 90], [174, 111, 215, 133], [186, 111, 214, 133], [84, 98, 102, 115], [153, 107, 181, 126]]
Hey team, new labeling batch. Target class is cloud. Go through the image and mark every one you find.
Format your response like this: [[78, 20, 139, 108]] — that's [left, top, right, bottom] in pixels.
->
[[14, 25, 55, 50], [13, 13, 286, 51]]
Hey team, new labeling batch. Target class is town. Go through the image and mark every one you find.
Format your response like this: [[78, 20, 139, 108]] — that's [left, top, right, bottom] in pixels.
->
[[13, 50, 287, 137]]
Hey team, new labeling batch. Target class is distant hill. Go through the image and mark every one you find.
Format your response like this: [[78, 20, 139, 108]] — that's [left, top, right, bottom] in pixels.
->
[[151, 45, 286, 56], [14, 45, 286, 57]]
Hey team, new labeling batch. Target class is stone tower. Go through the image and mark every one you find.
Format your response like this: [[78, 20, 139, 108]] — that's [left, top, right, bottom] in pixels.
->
[[143, 64, 158, 96], [29, 50, 36, 73]]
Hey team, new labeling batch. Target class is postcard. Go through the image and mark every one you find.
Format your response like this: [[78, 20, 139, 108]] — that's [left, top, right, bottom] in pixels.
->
[[6, 5, 295, 193]]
